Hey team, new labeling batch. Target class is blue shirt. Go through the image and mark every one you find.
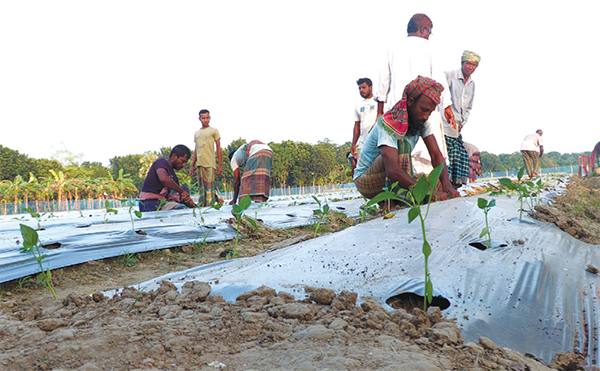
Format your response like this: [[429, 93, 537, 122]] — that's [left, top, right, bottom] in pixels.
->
[[353, 121, 432, 180]]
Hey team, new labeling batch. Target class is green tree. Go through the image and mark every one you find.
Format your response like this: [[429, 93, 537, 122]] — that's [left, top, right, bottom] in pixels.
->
[[109, 154, 144, 190]]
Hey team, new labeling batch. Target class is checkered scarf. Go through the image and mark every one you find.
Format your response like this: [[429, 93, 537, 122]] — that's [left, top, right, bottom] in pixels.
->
[[379, 75, 444, 140]]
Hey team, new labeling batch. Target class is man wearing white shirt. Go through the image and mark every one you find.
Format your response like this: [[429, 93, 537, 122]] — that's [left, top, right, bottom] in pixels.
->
[[375, 13, 455, 175], [351, 77, 378, 175], [520, 130, 544, 179]]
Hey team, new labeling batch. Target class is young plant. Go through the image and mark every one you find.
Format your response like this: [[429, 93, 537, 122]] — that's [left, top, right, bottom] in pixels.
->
[[121, 199, 143, 232], [154, 199, 167, 219], [477, 198, 496, 249], [231, 195, 256, 257], [19, 224, 57, 299], [103, 200, 118, 223], [311, 196, 330, 237], [23, 207, 43, 230], [367, 163, 445, 311], [495, 167, 537, 219], [311, 196, 343, 237]]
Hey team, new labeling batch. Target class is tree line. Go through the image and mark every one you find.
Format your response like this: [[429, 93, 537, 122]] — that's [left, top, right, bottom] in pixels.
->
[[0, 142, 588, 208]]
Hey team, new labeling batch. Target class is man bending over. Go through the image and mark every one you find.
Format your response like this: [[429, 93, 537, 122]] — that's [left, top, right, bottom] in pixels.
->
[[139, 145, 197, 212], [353, 76, 460, 207]]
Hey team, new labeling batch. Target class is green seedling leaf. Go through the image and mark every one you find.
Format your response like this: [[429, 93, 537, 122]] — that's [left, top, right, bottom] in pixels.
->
[[425, 279, 433, 304], [517, 166, 525, 181], [134, 210, 142, 218], [412, 176, 429, 204], [422, 240, 431, 258], [488, 199, 496, 208], [366, 190, 399, 207], [477, 198, 488, 209], [20, 224, 39, 248], [427, 163, 444, 189], [408, 207, 420, 223], [479, 226, 489, 238], [245, 217, 259, 230]]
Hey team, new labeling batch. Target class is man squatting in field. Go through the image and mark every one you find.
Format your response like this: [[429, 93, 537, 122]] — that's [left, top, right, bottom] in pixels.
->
[[353, 76, 460, 207], [139, 145, 197, 212]]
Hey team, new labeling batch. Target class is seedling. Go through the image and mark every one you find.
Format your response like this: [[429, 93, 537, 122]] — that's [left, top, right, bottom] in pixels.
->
[[477, 198, 496, 249], [19, 224, 57, 299], [231, 195, 257, 257], [103, 200, 118, 223], [367, 163, 445, 311], [311, 196, 344, 237], [120, 199, 143, 232], [154, 199, 167, 219], [494, 167, 544, 219], [359, 196, 379, 223], [23, 207, 43, 230]]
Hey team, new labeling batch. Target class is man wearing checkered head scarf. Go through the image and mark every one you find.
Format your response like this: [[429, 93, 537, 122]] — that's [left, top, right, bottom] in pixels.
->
[[442, 50, 481, 188], [353, 76, 460, 207]]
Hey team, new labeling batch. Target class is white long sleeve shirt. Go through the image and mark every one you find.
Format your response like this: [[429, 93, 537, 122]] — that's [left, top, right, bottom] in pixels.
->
[[375, 36, 450, 110]]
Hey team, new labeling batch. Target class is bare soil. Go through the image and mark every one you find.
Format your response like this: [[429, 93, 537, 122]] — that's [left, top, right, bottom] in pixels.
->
[[1, 177, 598, 371]]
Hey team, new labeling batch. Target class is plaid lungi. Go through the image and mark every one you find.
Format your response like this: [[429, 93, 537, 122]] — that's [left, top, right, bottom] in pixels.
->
[[196, 166, 217, 206], [521, 150, 540, 178], [445, 135, 469, 183], [240, 148, 273, 200], [354, 140, 412, 199]]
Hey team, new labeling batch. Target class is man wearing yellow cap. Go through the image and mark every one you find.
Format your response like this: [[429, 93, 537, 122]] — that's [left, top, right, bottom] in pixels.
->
[[443, 50, 481, 188], [354, 76, 460, 206]]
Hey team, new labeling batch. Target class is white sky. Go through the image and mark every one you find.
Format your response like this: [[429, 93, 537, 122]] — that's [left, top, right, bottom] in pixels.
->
[[1, 1, 598, 166]]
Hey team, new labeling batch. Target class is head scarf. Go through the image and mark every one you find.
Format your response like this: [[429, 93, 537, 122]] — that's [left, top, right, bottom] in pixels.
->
[[461, 50, 481, 63], [379, 75, 444, 139]]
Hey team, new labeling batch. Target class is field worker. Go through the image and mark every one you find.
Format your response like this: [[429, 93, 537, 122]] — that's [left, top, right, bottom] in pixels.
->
[[520, 130, 544, 179], [353, 76, 460, 208], [190, 109, 223, 206], [351, 77, 378, 176], [228, 140, 274, 205], [139, 145, 197, 212], [443, 50, 481, 188]]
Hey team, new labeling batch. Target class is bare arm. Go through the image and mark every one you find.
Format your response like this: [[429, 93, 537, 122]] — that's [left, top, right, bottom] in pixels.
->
[[157, 168, 196, 208], [423, 135, 460, 199], [380, 145, 418, 189], [229, 168, 241, 205], [189, 149, 197, 175], [539, 145, 544, 157], [377, 101, 385, 118], [216, 139, 222, 176]]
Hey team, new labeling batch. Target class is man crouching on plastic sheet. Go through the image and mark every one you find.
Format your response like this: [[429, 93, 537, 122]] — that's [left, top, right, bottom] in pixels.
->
[[139, 145, 197, 212], [353, 76, 460, 208]]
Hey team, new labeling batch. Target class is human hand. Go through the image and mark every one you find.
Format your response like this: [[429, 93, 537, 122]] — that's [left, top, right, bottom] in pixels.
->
[[217, 165, 222, 176], [444, 106, 456, 129], [350, 145, 357, 156], [189, 167, 195, 176]]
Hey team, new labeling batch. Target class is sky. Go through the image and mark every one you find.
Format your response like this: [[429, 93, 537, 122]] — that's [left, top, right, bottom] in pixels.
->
[[1, 1, 598, 166]]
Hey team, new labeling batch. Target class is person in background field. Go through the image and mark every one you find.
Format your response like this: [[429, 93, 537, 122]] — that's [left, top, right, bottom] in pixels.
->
[[190, 109, 222, 206], [353, 76, 460, 208], [443, 50, 480, 188], [228, 140, 274, 205], [520, 130, 544, 179], [375, 13, 455, 172], [351, 77, 378, 176], [463, 142, 482, 183], [591, 142, 600, 171], [139, 145, 196, 212]]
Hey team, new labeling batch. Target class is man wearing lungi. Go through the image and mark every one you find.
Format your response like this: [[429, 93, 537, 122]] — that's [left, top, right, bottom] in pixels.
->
[[139, 145, 197, 212], [520, 130, 544, 179], [353, 76, 460, 207], [443, 50, 480, 188], [228, 140, 273, 205], [190, 109, 223, 206]]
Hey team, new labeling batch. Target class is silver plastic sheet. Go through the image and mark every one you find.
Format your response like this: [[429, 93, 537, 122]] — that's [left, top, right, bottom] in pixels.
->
[[131, 178, 600, 366], [0, 191, 361, 284]]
